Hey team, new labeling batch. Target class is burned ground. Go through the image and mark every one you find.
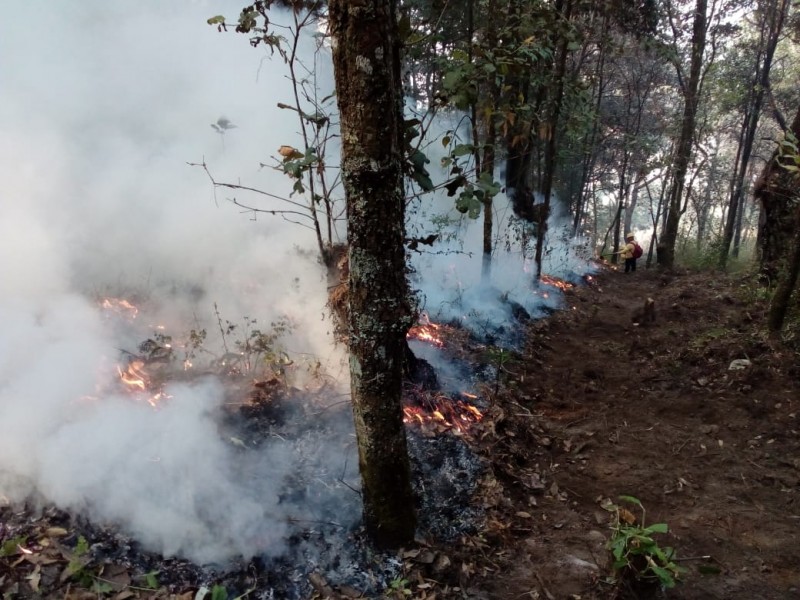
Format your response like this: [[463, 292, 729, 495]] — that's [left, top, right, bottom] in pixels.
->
[[1, 266, 799, 599], [472, 267, 800, 600]]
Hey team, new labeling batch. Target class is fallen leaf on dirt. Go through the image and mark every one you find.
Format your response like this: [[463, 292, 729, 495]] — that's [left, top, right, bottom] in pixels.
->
[[26, 565, 41, 592], [339, 584, 363, 598], [525, 473, 546, 492], [46, 527, 69, 538], [23, 552, 60, 566], [516, 511, 532, 519], [433, 553, 451, 572], [98, 564, 131, 591]]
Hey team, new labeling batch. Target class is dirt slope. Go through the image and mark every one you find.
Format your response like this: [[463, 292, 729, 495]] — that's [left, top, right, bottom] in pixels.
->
[[1, 265, 798, 600], [481, 266, 800, 599]]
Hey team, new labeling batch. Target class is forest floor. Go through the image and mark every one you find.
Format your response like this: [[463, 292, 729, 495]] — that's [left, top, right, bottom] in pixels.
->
[[465, 265, 800, 600], [1, 265, 799, 600]]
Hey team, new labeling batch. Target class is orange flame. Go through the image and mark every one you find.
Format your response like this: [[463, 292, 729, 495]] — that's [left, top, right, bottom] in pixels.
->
[[116, 360, 170, 407], [407, 313, 445, 347], [117, 360, 148, 390], [541, 274, 574, 291], [403, 394, 483, 434], [101, 298, 139, 319]]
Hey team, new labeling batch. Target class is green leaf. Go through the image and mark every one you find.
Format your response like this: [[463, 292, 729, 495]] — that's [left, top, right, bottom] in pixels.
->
[[476, 172, 502, 197], [410, 150, 430, 171], [451, 144, 474, 157], [649, 565, 676, 588], [413, 172, 434, 192], [442, 69, 464, 92], [618, 495, 642, 507], [75, 536, 89, 556], [0, 536, 27, 557], [144, 571, 159, 589], [207, 15, 226, 25], [93, 581, 115, 594], [455, 191, 473, 214], [211, 585, 229, 600], [644, 523, 669, 534], [612, 558, 628, 570]]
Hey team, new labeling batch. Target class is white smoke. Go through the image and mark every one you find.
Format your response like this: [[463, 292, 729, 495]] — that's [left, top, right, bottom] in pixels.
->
[[0, 0, 593, 566], [407, 116, 594, 342], [0, 0, 354, 564]]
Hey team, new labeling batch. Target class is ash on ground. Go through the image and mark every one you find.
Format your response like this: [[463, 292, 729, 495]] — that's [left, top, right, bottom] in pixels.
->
[[407, 429, 485, 540]]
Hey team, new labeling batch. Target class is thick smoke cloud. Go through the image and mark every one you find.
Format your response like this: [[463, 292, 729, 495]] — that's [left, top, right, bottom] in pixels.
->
[[0, 1, 354, 564], [0, 0, 592, 565], [407, 114, 594, 343]]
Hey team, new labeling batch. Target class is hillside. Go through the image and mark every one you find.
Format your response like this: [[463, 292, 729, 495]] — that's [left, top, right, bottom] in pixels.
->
[[1, 266, 798, 600], [472, 266, 800, 599]]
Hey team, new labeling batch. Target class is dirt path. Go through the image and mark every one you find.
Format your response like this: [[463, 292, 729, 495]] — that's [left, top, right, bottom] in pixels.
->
[[483, 267, 800, 599]]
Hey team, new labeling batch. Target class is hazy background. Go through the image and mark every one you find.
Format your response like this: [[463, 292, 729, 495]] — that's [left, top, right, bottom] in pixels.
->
[[0, 0, 590, 564], [0, 0, 353, 564]]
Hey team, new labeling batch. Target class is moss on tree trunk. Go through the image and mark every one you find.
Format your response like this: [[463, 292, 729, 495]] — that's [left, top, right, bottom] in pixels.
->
[[328, 0, 416, 548]]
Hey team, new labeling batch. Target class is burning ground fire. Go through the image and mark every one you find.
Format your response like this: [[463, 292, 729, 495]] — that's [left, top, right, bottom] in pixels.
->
[[540, 274, 574, 291], [116, 359, 172, 407], [403, 391, 483, 435], [406, 313, 444, 348], [104, 297, 485, 431], [404, 313, 484, 434], [100, 297, 139, 319], [100, 297, 176, 407]]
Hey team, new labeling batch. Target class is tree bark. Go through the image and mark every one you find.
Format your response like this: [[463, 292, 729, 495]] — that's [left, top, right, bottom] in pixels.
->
[[470, 0, 500, 281], [657, 0, 708, 269], [756, 104, 800, 284], [535, 0, 573, 279], [767, 206, 800, 332], [328, 0, 416, 548], [719, 0, 789, 270]]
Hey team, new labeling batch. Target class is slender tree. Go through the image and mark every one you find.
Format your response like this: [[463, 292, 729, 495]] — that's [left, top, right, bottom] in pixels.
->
[[657, 0, 709, 268], [719, 0, 790, 269], [328, 0, 417, 547]]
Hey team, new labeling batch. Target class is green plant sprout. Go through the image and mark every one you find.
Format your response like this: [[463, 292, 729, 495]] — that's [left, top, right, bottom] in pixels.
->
[[604, 495, 684, 591]]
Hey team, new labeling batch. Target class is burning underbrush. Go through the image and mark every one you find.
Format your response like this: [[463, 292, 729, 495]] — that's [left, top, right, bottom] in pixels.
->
[[410, 272, 586, 351], [1, 296, 503, 599]]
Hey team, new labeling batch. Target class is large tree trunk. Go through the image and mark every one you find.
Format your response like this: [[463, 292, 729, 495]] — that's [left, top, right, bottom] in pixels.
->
[[767, 206, 800, 332], [329, 0, 416, 548], [657, 0, 708, 269], [719, 0, 789, 269], [756, 104, 800, 284]]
